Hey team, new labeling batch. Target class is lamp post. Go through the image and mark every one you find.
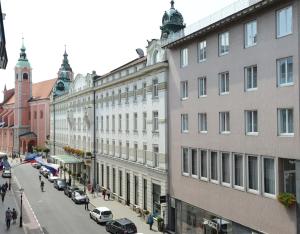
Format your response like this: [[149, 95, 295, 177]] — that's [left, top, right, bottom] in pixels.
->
[[19, 187, 24, 227]]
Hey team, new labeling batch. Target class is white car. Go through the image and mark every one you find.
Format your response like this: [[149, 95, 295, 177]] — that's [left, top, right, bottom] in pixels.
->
[[48, 173, 59, 182], [2, 169, 11, 178], [90, 207, 113, 224]]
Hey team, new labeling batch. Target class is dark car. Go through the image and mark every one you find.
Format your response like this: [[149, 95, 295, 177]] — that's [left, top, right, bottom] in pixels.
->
[[53, 179, 67, 190], [106, 218, 137, 234], [64, 185, 79, 197]]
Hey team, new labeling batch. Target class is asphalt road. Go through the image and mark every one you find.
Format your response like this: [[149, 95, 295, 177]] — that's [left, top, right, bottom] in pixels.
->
[[13, 163, 108, 234]]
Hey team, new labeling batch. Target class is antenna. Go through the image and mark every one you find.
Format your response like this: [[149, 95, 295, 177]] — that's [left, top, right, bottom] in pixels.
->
[[136, 48, 144, 58]]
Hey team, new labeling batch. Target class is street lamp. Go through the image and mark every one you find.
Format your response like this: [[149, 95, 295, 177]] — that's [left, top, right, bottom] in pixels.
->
[[19, 187, 24, 227]]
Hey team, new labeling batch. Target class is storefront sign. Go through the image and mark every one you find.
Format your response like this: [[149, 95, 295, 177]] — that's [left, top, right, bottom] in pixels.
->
[[203, 218, 218, 230]]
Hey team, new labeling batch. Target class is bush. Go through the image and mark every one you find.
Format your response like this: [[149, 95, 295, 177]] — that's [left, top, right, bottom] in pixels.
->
[[277, 192, 296, 207], [156, 217, 163, 223], [86, 152, 92, 156]]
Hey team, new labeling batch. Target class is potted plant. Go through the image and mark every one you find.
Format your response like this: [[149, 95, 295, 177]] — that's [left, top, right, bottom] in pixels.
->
[[277, 192, 296, 207], [156, 216, 164, 232]]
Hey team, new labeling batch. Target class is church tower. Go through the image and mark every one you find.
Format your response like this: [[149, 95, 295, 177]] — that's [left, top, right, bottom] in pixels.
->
[[13, 38, 32, 152], [53, 47, 73, 96]]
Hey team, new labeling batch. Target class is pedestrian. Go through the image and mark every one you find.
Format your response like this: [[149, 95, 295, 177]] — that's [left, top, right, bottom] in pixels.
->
[[12, 208, 17, 224], [91, 187, 95, 198], [1, 190, 6, 202], [102, 188, 106, 200], [4, 181, 8, 191], [107, 188, 111, 200], [5, 207, 12, 230], [8, 179, 11, 191], [84, 196, 89, 210], [147, 213, 154, 230]]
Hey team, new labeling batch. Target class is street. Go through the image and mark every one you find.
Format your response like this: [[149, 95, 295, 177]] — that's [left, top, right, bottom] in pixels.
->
[[12, 163, 107, 234]]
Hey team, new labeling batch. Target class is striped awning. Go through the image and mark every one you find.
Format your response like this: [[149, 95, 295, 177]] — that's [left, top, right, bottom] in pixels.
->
[[51, 155, 83, 164]]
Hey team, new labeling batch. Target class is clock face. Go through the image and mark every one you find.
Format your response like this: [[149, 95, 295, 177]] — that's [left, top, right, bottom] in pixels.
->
[[57, 82, 65, 91]]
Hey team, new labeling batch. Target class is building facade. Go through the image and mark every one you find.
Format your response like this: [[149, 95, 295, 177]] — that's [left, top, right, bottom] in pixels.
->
[[0, 41, 55, 154], [0, 1, 7, 69], [165, 0, 299, 233]]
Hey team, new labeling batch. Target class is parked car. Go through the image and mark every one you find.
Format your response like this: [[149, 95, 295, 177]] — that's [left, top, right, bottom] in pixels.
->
[[64, 185, 79, 197], [106, 218, 137, 234], [89, 207, 113, 224], [48, 173, 59, 183], [71, 190, 88, 204], [53, 179, 67, 190], [2, 169, 11, 178]]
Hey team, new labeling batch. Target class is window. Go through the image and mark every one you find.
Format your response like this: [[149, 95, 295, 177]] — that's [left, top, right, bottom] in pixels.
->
[[219, 32, 229, 55], [278, 108, 293, 135], [219, 72, 229, 94], [34, 111, 37, 119], [153, 111, 158, 132], [277, 57, 293, 86], [118, 89, 122, 104], [126, 113, 129, 132], [125, 87, 129, 103], [198, 113, 207, 133], [200, 150, 208, 180], [219, 112, 230, 133], [96, 116, 99, 130], [210, 151, 218, 182], [112, 115, 115, 132], [233, 154, 244, 189], [245, 110, 258, 134], [180, 48, 188, 67], [245, 20, 257, 48], [181, 81, 188, 99], [198, 40, 206, 62], [198, 77, 207, 97], [245, 65, 257, 90], [118, 114, 122, 131], [101, 116, 103, 131], [143, 112, 147, 132], [263, 157, 275, 196], [221, 152, 231, 185], [112, 140, 115, 156], [106, 92, 109, 107], [133, 85, 137, 102], [152, 79, 158, 98], [119, 170, 123, 196], [133, 143, 138, 161], [153, 145, 159, 167], [191, 149, 198, 177], [248, 155, 259, 192], [143, 144, 147, 164], [40, 111, 43, 119], [119, 141, 122, 157], [105, 116, 109, 132], [181, 114, 188, 133], [133, 113, 138, 132], [276, 6, 292, 38], [142, 82, 147, 100], [126, 142, 129, 159], [182, 147, 189, 175], [101, 94, 104, 108], [101, 139, 104, 154], [112, 91, 115, 106], [106, 139, 109, 154]]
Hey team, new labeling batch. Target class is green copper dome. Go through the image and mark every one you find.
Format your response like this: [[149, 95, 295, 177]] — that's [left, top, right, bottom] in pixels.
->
[[16, 38, 31, 68], [160, 0, 185, 39]]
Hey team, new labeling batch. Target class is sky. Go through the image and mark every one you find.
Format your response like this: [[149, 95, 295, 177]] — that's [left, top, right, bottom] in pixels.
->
[[0, 0, 237, 98]]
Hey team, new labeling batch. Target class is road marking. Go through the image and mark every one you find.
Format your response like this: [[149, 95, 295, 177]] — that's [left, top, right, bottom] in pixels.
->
[[13, 175, 45, 234]]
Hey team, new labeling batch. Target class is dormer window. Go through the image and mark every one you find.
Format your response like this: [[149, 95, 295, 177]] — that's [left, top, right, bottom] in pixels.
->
[[23, 73, 28, 80]]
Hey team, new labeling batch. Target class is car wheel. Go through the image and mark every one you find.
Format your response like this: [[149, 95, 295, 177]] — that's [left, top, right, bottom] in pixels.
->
[[89, 214, 92, 219], [105, 226, 110, 233]]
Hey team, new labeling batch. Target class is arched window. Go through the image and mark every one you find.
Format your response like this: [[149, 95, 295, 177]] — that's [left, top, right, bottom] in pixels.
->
[[23, 73, 28, 80], [153, 50, 159, 64]]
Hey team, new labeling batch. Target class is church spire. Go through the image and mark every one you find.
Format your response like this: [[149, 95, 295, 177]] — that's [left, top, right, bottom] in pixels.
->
[[170, 0, 174, 9], [61, 45, 72, 72], [16, 37, 31, 68]]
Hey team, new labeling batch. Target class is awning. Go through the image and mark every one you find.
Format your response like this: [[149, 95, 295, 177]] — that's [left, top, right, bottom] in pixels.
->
[[50, 155, 83, 164]]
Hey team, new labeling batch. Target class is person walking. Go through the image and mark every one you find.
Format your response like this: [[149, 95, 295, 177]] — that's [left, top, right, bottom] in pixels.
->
[[107, 188, 111, 200], [95, 184, 100, 197], [40, 180, 45, 192], [1, 190, 6, 203], [91, 187, 95, 198], [5, 207, 12, 230], [12, 208, 17, 224], [102, 188, 106, 200], [84, 196, 89, 210], [147, 213, 154, 230]]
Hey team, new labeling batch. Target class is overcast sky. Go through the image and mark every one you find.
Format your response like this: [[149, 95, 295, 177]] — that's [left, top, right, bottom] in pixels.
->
[[0, 0, 237, 96]]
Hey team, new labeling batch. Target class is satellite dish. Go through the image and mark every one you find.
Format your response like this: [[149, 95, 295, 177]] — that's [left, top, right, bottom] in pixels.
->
[[136, 48, 144, 58]]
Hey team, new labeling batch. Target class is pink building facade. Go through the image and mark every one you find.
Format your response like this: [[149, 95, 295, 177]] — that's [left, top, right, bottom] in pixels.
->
[[0, 42, 56, 154]]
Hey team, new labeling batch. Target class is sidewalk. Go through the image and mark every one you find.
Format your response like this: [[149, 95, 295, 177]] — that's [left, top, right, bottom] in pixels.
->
[[76, 183, 160, 234]]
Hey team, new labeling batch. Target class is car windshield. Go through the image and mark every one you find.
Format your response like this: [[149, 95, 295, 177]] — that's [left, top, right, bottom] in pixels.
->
[[101, 211, 112, 216], [125, 223, 136, 232], [57, 180, 66, 185], [77, 191, 85, 196]]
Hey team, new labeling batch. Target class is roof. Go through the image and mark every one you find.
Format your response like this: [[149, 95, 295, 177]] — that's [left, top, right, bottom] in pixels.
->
[[5, 78, 57, 105], [115, 218, 134, 225], [96, 56, 146, 80], [95, 207, 111, 212]]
